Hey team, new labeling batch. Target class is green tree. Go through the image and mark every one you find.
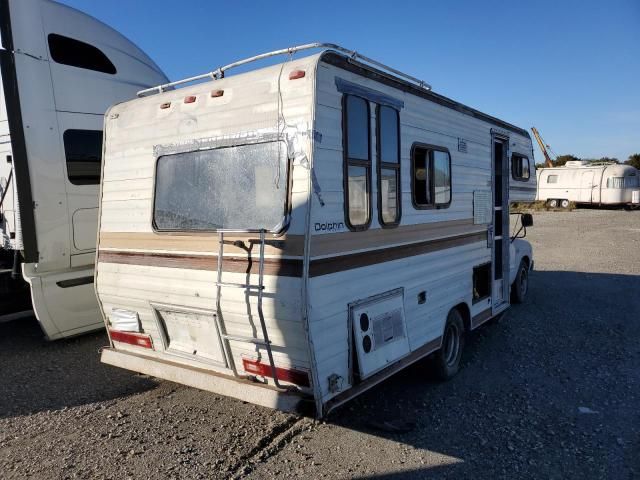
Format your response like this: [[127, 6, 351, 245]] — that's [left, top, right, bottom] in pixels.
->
[[625, 153, 640, 169], [597, 156, 619, 164]]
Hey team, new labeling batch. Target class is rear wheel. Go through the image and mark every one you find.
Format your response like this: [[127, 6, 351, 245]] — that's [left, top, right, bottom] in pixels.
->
[[511, 259, 529, 304], [433, 309, 465, 380], [560, 199, 570, 208], [548, 199, 558, 208]]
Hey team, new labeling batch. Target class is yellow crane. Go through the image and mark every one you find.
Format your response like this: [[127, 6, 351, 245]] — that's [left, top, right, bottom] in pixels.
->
[[531, 127, 555, 168]]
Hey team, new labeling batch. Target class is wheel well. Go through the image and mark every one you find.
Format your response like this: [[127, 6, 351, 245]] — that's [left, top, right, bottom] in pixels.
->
[[521, 255, 530, 268], [453, 302, 471, 332]]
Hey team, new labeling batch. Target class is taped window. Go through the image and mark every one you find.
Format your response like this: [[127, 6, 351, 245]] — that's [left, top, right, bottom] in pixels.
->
[[343, 95, 371, 230], [48, 34, 117, 75], [412, 144, 451, 208], [153, 141, 288, 232], [377, 105, 401, 226], [63, 129, 103, 185]]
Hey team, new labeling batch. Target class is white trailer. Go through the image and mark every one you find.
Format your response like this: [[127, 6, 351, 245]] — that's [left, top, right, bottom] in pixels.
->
[[536, 161, 640, 208], [0, 0, 167, 338], [96, 44, 536, 416]]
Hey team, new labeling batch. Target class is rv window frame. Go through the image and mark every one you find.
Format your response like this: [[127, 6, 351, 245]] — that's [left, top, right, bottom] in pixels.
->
[[150, 140, 293, 235], [47, 33, 117, 75], [510, 153, 530, 182], [547, 174, 558, 184], [376, 105, 401, 228], [342, 94, 372, 232], [410, 143, 452, 210]]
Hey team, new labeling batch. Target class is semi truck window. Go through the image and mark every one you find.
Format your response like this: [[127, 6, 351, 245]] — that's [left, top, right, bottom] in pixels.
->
[[411, 144, 451, 208], [511, 154, 530, 181], [153, 141, 288, 232], [377, 105, 400, 226], [547, 175, 558, 184], [343, 95, 371, 230], [48, 34, 117, 75], [63, 130, 103, 185]]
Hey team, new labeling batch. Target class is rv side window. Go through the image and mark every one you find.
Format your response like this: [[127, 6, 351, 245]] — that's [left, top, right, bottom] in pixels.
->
[[607, 177, 624, 189], [63, 130, 103, 185], [343, 95, 371, 230], [411, 144, 452, 208], [511, 154, 530, 181], [377, 106, 400, 226], [547, 174, 558, 184], [48, 34, 117, 75]]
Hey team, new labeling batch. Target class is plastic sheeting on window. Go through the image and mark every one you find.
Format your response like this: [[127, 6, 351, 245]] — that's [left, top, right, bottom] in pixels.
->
[[153, 141, 288, 232]]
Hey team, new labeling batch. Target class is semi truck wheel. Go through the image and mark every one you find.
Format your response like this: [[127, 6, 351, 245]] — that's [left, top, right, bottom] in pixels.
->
[[433, 309, 465, 380], [511, 259, 529, 304]]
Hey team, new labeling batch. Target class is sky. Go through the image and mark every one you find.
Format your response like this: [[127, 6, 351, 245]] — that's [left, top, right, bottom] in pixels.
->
[[60, 0, 640, 163]]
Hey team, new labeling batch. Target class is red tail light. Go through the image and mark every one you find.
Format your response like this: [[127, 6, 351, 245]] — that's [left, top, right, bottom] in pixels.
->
[[184, 95, 197, 104], [289, 69, 305, 80], [242, 358, 310, 387], [211, 89, 224, 98], [109, 329, 153, 349]]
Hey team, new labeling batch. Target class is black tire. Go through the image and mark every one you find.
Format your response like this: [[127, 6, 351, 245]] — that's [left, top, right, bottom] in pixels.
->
[[433, 309, 465, 381], [548, 199, 558, 208], [511, 259, 529, 304], [560, 199, 570, 209]]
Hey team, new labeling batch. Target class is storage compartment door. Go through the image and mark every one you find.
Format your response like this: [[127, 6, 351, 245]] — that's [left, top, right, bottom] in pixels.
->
[[350, 288, 410, 379]]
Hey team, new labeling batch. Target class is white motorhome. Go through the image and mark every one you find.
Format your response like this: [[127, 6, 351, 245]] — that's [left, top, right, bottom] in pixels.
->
[[96, 44, 536, 417], [0, 0, 168, 338], [536, 161, 640, 208]]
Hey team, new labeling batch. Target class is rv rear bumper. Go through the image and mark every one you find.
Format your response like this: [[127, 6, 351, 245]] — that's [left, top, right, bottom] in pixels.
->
[[101, 348, 313, 415]]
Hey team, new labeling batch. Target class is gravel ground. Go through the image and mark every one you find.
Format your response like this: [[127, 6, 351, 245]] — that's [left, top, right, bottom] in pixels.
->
[[0, 209, 638, 479]]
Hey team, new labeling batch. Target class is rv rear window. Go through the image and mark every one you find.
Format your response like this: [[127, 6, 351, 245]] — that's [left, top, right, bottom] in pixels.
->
[[153, 141, 288, 232], [511, 154, 530, 181], [377, 105, 401, 227], [48, 34, 117, 75], [411, 144, 451, 208], [343, 95, 371, 230], [547, 174, 558, 184], [63, 130, 103, 185]]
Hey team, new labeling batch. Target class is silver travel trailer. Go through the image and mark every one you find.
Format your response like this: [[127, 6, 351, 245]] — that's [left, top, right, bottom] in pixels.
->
[[0, 0, 167, 338], [536, 161, 640, 208], [96, 44, 536, 417]]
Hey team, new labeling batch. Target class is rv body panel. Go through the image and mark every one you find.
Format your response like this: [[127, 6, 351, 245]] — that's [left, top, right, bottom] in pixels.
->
[[96, 48, 535, 416], [0, 0, 167, 337], [96, 56, 317, 395], [536, 164, 639, 206]]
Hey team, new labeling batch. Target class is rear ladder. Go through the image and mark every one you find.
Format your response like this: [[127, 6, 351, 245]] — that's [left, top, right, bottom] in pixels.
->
[[215, 229, 285, 389]]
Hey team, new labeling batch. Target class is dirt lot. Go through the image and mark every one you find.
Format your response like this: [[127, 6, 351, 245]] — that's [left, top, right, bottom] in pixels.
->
[[1, 209, 638, 479]]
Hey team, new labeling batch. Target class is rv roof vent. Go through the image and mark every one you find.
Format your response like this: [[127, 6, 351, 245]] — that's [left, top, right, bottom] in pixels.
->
[[184, 95, 197, 104], [211, 90, 224, 98], [564, 160, 589, 167], [160, 102, 171, 109]]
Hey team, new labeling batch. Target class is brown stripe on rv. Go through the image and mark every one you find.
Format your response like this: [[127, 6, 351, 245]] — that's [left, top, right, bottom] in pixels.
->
[[99, 230, 487, 277], [310, 219, 478, 257], [98, 251, 304, 277], [309, 231, 487, 277], [99, 232, 305, 257]]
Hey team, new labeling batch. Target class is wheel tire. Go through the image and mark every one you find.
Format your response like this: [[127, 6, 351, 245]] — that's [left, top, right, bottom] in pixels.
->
[[560, 199, 570, 209], [433, 309, 465, 381], [548, 199, 558, 208], [511, 259, 529, 304]]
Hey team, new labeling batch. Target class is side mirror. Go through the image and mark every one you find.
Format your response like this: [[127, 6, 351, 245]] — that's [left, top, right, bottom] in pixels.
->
[[521, 213, 533, 227]]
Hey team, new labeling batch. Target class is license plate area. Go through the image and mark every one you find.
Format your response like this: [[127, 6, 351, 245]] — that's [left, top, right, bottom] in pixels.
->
[[152, 303, 227, 368]]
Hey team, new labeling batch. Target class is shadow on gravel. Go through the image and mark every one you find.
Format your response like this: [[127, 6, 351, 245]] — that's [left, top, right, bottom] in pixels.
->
[[0, 316, 157, 419], [322, 270, 640, 479]]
